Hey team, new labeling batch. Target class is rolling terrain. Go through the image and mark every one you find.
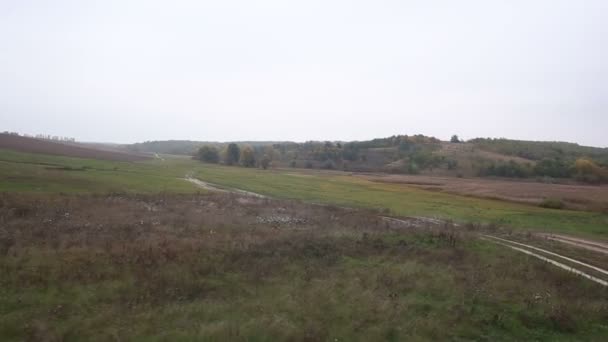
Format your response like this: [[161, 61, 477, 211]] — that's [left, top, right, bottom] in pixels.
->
[[1, 141, 608, 340], [0, 134, 150, 162], [126, 135, 608, 182]]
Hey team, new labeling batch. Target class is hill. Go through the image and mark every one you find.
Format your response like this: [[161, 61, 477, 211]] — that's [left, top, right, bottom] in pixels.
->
[[0, 134, 150, 162], [124, 135, 608, 182], [124, 140, 293, 155], [470, 138, 608, 164]]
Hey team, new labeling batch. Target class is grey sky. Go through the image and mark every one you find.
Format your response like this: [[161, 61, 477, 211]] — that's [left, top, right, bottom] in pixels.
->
[[1, 0, 607, 146]]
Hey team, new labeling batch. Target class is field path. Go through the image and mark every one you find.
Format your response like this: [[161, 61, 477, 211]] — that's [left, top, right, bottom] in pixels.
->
[[186, 174, 608, 287], [185, 176, 267, 198], [536, 233, 608, 255], [480, 237, 608, 287], [384, 216, 608, 287], [482, 235, 608, 278]]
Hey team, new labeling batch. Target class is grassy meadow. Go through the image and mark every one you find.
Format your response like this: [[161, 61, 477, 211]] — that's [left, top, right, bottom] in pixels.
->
[[1, 149, 607, 237], [1, 193, 607, 341], [0, 149, 197, 194], [193, 165, 608, 238]]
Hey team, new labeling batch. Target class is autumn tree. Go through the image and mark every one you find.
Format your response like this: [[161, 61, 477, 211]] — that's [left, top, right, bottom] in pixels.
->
[[197, 146, 219, 163], [261, 154, 271, 169], [224, 143, 240, 165], [574, 158, 608, 183], [240, 146, 256, 167]]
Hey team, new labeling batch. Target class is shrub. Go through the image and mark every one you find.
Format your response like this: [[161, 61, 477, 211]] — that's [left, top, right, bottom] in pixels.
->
[[322, 160, 335, 170], [446, 159, 458, 170], [224, 143, 240, 165], [260, 155, 271, 170], [197, 146, 220, 163], [539, 198, 565, 210], [574, 158, 608, 184], [240, 146, 256, 167]]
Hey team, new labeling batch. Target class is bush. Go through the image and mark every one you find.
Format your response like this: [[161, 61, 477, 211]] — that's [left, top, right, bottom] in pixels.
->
[[446, 159, 458, 170], [260, 155, 271, 170], [240, 146, 256, 167], [407, 162, 419, 174], [574, 158, 608, 184], [224, 143, 240, 165], [322, 160, 335, 170], [479, 161, 531, 178], [197, 146, 220, 163], [533, 158, 573, 178], [539, 198, 565, 210]]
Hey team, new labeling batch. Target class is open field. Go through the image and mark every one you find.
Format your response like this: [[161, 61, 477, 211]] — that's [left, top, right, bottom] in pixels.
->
[[357, 173, 608, 212], [193, 165, 608, 238], [0, 134, 149, 162], [1, 148, 607, 238], [2, 149, 608, 340], [1, 193, 607, 341], [0, 149, 196, 194]]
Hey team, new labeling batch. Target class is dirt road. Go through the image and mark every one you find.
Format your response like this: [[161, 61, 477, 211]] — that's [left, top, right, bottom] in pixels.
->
[[185, 176, 267, 198], [480, 236, 608, 287], [536, 233, 608, 255]]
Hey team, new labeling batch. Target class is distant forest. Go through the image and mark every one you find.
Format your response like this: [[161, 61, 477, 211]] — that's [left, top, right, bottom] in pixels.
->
[[126, 136, 608, 183]]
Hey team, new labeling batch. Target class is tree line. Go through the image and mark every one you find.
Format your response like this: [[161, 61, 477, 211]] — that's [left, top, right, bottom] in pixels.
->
[[477, 158, 608, 183], [196, 143, 272, 169]]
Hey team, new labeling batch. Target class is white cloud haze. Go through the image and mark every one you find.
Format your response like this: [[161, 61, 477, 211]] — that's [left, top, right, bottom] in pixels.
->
[[1, 0, 607, 146]]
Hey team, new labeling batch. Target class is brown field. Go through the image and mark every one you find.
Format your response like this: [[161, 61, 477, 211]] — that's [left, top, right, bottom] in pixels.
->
[[0, 134, 150, 162], [355, 173, 608, 212]]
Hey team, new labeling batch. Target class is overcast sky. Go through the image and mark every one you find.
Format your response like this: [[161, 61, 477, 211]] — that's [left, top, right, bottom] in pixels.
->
[[1, 0, 607, 146]]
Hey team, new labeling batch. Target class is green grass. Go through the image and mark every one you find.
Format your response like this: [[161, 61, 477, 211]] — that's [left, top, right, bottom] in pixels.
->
[[0, 149, 198, 193], [2, 194, 606, 341], [193, 165, 608, 238], [1, 148, 607, 237]]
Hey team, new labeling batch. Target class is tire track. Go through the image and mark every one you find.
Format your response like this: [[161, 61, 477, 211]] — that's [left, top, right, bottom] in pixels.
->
[[185, 174, 608, 287], [482, 235, 608, 277], [537, 233, 608, 255], [480, 237, 608, 287]]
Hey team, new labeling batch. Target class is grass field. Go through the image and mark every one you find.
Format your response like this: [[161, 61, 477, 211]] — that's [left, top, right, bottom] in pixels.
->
[[1, 149, 607, 238], [0, 149, 197, 193], [1, 193, 607, 341], [193, 165, 608, 238], [2, 149, 608, 340]]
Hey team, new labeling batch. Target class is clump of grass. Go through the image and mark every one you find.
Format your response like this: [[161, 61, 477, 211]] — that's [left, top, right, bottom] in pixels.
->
[[539, 198, 565, 210]]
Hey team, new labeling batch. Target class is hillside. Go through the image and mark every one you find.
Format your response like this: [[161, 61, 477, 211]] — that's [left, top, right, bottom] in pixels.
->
[[130, 135, 608, 182], [471, 138, 608, 165], [0, 134, 150, 162]]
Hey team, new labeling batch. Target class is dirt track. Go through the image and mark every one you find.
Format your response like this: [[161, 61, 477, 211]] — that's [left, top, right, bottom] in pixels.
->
[[480, 236, 608, 287], [185, 176, 267, 198], [537, 233, 608, 255]]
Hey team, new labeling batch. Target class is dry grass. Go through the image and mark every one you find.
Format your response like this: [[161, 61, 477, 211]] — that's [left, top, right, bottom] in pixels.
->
[[1, 193, 607, 340], [360, 173, 608, 212], [0, 134, 149, 162]]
